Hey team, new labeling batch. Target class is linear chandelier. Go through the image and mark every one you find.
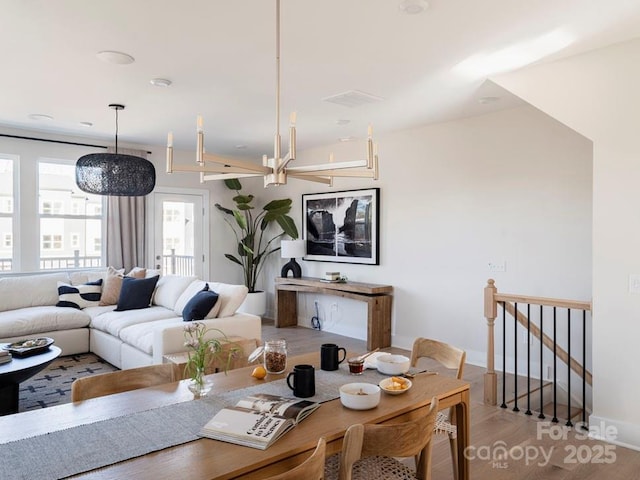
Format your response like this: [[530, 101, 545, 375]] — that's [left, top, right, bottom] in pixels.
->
[[165, 0, 379, 187]]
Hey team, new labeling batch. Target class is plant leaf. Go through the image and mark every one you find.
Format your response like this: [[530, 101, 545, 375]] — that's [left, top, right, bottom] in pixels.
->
[[263, 198, 292, 211], [232, 210, 247, 230], [276, 214, 299, 239], [233, 194, 254, 205], [214, 203, 233, 215], [224, 254, 242, 266], [224, 179, 242, 191]]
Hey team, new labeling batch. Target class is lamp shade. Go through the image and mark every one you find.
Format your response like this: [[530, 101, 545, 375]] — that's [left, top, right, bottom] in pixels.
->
[[76, 153, 156, 196], [281, 239, 305, 258]]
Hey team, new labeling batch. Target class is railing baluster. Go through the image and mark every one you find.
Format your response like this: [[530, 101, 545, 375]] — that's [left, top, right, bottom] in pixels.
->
[[539, 305, 545, 419], [513, 302, 519, 412], [566, 309, 573, 426], [582, 309, 587, 428], [526, 303, 532, 415], [501, 302, 507, 409], [552, 307, 558, 423]]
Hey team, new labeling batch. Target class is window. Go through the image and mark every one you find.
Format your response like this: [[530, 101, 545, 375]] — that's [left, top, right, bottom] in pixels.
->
[[164, 237, 181, 252], [0, 198, 12, 214], [42, 234, 63, 250], [41, 200, 63, 215], [164, 208, 181, 222], [38, 160, 104, 270], [0, 157, 14, 271]]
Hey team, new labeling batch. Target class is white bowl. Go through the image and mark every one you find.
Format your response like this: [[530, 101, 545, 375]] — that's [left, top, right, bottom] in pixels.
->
[[379, 376, 412, 395], [376, 354, 411, 375], [339, 383, 381, 410]]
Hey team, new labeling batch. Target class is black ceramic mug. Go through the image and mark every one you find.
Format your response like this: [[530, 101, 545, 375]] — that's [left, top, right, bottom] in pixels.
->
[[320, 343, 347, 371], [286, 364, 315, 398]]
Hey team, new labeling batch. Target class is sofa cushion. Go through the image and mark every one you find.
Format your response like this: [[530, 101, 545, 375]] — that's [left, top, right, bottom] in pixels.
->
[[69, 269, 107, 286], [115, 276, 160, 311], [206, 282, 249, 318], [89, 305, 177, 337], [0, 306, 91, 337], [119, 317, 183, 355], [0, 272, 70, 313], [153, 275, 197, 310], [56, 279, 103, 309], [173, 281, 221, 319], [182, 285, 219, 322]]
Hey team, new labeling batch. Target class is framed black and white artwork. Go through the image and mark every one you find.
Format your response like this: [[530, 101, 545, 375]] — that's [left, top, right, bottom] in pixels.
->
[[302, 188, 379, 265]]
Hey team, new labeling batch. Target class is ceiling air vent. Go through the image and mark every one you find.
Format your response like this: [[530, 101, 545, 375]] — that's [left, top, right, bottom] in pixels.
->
[[323, 90, 384, 108]]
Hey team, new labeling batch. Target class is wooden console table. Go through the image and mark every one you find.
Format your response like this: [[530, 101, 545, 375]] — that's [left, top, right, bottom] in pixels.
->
[[275, 277, 393, 350]]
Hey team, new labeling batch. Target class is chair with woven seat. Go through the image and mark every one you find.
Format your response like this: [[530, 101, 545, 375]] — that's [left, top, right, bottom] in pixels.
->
[[411, 337, 466, 480], [265, 437, 326, 480], [324, 397, 439, 480], [71, 363, 180, 402]]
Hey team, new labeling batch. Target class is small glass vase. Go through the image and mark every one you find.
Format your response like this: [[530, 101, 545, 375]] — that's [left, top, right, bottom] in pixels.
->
[[187, 366, 213, 397]]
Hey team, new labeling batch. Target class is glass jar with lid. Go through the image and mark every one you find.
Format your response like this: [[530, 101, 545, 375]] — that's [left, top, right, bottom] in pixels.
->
[[264, 339, 287, 374]]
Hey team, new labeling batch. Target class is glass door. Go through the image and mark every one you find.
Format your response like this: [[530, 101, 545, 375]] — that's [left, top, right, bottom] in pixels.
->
[[152, 192, 205, 278]]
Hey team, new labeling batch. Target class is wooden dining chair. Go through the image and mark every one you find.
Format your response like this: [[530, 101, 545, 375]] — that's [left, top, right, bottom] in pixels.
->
[[325, 397, 439, 480], [410, 337, 466, 480], [71, 363, 180, 402], [264, 437, 327, 480]]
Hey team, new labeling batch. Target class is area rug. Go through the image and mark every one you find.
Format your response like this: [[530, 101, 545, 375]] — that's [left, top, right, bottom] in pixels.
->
[[19, 353, 118, 412]]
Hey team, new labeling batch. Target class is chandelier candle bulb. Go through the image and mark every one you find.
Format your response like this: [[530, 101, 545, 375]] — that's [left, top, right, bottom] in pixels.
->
[[197, 115, 203, 132], [289, 111, 297, 125], [166, 147, 173, 174]]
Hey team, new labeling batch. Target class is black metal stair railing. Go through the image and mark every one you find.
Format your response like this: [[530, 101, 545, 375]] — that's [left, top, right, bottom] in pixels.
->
[[485, 279, 592, 427]]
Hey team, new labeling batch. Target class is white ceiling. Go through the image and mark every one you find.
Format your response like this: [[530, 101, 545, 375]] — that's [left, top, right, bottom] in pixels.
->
[[2, 0, 640, 158]]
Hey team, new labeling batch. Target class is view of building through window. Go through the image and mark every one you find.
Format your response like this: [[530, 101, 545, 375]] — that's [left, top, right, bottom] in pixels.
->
[[38, 161, 104, 270], [0, 158, 13, 271]]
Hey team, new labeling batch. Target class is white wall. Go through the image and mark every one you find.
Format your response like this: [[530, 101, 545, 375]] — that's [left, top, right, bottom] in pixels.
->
[[494, 37, 640, 449], [254, 105, 592, 367]]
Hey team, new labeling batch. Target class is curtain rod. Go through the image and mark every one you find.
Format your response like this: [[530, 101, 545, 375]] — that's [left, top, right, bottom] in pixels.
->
[[0, 133, 152, 154]]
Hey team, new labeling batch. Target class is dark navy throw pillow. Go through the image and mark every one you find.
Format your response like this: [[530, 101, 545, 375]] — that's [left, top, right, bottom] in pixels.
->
[[115, 275, 160, 311], [182, 285, 219, 321]]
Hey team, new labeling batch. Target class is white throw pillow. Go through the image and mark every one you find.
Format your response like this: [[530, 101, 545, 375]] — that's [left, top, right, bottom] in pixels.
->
[[153, 275, 198, 310], [206, 282, 249, 318]]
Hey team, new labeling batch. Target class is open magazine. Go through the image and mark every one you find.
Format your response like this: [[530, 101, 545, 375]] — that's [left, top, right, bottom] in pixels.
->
[[199, 393, 320, 450]]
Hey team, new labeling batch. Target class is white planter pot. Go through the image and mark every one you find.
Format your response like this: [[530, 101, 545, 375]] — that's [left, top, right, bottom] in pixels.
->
[[238, 291, 267, 316]]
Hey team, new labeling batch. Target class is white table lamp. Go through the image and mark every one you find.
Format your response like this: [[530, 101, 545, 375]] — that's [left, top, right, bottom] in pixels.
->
[[280, 239, 305, 278]]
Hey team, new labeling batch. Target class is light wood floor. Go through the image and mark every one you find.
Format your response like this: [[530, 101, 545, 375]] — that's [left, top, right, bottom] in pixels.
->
[[262, 320, 640, 479]]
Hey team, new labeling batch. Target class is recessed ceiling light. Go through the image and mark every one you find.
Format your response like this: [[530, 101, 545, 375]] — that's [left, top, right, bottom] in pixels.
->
[[478, 96, 500, 104], [235, 144, 247, 150], [150, 78, 172, 87], [28, 113, 53, 121], [339, 136, 356, 142], [96, 51, 135, 65], [79, 121, 93, 127], [399, 0, 429, 15], [335, 119, 351, 125]]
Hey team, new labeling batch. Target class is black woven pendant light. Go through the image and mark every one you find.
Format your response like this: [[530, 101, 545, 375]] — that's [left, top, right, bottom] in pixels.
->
[[76, 104, 155, 196]]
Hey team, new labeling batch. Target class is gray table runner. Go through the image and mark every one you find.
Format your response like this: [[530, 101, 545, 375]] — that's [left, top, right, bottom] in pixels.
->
[[0, 366, 391, 479]]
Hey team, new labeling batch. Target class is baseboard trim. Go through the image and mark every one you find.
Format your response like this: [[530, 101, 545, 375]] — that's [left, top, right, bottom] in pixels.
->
[[589, 414, 640, 451]]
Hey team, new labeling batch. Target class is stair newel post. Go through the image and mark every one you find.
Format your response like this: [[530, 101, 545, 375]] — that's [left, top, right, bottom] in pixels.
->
[[484, 279, 498, 405]]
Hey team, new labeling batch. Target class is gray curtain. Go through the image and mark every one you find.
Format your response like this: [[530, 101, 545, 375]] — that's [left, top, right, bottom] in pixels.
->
[[105, 147, 147, 270]]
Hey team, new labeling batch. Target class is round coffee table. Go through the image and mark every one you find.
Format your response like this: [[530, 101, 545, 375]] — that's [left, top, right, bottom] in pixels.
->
[[0, 345, 62, 415]]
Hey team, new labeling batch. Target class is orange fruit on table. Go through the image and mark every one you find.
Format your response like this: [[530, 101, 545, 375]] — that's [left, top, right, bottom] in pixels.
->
[[251, 365, 267, 379]]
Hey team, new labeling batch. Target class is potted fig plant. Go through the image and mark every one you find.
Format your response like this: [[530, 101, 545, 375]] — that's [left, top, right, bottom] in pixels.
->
[[214, 179, 298, 315]]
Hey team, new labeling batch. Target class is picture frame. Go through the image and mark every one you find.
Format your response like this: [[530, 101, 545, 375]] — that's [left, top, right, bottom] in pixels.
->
[[302, 188, 379, 265]]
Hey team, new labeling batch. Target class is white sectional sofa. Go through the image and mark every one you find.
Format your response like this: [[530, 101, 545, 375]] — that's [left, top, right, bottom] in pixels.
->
[[0, 270, 261, 369]]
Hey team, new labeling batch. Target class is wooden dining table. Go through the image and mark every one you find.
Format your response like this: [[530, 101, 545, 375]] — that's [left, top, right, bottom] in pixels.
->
[[0, 352, 470, 480]]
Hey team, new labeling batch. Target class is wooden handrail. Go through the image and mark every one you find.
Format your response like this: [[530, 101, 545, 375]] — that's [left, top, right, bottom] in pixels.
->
[[494, 293, 591, 311], [484, 279, 592, 406]]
